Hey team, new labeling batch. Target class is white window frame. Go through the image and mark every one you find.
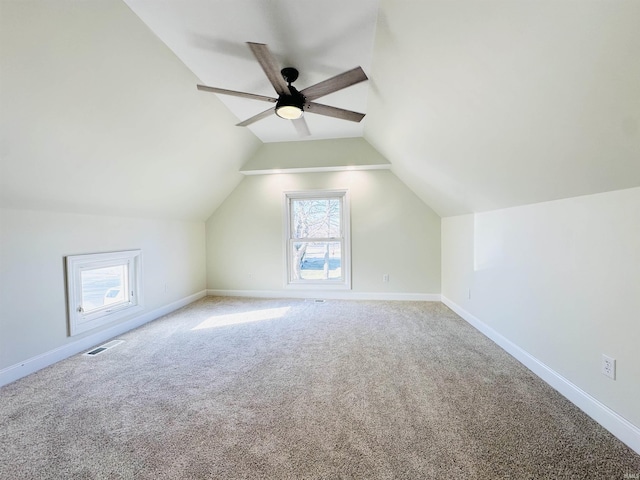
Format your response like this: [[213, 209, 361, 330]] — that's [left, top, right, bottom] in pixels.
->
[[66, 250, 143, 336], [283, 189, 351, 290]]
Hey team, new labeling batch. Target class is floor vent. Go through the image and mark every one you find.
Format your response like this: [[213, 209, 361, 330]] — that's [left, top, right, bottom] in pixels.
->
[[314, 299, 326, 303], [84, 340, 124, 356]]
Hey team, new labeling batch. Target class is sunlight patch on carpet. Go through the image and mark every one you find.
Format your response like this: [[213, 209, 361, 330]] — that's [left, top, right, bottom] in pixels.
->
[[191, 307, 291, 330]]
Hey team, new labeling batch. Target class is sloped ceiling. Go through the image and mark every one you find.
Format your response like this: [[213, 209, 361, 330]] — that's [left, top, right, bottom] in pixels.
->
[[0, 0, 260, 221], [1, 0, 639, 221], [367, 0, 640, 216]]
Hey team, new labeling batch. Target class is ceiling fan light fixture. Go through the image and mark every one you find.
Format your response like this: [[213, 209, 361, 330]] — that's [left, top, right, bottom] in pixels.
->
[[275, 105, 303, 120], [275, 99, 304, 120]]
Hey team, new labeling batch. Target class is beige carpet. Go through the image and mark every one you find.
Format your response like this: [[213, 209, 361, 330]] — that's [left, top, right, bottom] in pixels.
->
[[1, 296, 638, 479]]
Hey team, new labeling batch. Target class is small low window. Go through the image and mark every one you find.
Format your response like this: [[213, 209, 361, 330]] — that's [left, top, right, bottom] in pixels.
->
[[66, 250, 143, 336]]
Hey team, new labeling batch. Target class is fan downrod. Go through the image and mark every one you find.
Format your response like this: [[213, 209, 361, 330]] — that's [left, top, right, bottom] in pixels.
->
[[281, 67, 299, 85]]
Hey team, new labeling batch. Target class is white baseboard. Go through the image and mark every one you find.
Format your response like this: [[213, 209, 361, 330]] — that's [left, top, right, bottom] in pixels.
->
[[441, 296, 640, 456], [207, 289, 441, 302], [0, 290, 207, 388]]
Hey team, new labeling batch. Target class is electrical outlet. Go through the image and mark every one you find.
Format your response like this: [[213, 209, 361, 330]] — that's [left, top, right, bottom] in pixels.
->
[[383, 274, 389, 283], [602, 354, 616, 379]]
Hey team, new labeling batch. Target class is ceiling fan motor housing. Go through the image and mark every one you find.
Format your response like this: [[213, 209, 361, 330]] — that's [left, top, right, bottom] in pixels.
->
[[281, 67, 299, 84]]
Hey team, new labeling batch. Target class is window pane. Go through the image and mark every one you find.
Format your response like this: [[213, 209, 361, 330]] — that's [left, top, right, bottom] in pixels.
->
[[292, 242, 342, 280], [80, 265, 128, 312], [292, 199, 341, 239]]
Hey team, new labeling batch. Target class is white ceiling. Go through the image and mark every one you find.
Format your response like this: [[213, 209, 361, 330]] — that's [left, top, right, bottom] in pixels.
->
[[123, 0, 640, 216], [0, 0, 261, 220], [124, 0, 379, 143], [2, 0, 639, 220], [366, 0, 640, 216]]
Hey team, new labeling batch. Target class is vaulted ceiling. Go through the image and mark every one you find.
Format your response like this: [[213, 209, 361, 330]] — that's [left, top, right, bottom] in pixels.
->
[[123, 0, 379, 143], [1, 0, 639, 220]]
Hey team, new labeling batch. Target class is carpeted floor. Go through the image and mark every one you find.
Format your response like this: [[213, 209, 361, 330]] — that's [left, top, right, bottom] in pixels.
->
[[1, 296, 638, 479]]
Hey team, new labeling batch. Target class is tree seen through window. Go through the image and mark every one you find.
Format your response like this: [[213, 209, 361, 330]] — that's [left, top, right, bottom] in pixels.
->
[[291, 198, 342, 281]]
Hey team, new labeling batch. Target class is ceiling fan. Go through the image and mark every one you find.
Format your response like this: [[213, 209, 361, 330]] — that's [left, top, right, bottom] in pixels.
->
[[197, 42, 368, 136]]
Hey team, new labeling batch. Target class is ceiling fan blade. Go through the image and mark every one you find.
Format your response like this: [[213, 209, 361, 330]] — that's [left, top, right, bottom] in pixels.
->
[[292, 117, 311, 137], [236, 107, 275, 127], [247, 42, 289, 96], [300, 67, 368, 101], [197, 85, 276, 103], [305, 102, 365, 123]]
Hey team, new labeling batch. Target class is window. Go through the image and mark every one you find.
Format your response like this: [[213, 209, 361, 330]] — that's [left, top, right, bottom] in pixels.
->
[[66, 250, 143, 336], [284, 190, 351, 289]]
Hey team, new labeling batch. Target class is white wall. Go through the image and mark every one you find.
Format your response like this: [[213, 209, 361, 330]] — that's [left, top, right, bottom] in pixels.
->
[[0, 208, 206, 371], [441, 187, 640, 431], [206, 170, 441, 297]]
